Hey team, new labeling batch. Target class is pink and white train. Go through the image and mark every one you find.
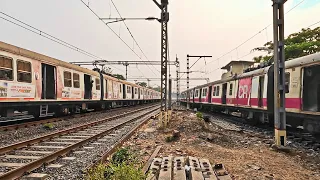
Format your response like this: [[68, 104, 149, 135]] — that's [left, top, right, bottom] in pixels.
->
[[181, 53, 320, 133]]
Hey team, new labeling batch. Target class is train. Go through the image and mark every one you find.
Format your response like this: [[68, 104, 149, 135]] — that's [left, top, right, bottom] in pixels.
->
[[180, 53, 320, 134], [0, 41, 160, 119]]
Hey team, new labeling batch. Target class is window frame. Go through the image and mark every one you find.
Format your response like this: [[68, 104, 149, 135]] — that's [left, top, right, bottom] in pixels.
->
[[216, 86, 220, 96], [73, 73, 80, 88], [285, 72, 290, 93], [213, 86, 216, 97], [17, 59, 32, 83], [229, 83, 233, 96], [0, 55, 14, 81], [95, 78, 100, 90], [63, 71, 72, 87]]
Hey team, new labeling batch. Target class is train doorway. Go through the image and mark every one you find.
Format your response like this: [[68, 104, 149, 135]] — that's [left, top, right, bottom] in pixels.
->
[[222, 83, 227, 104], [84, 74, 92, 99], [208, 86, 212, 103], [302, 65, 320, 112], [41, 64, 56, 99], [258, 76, 265, 107]]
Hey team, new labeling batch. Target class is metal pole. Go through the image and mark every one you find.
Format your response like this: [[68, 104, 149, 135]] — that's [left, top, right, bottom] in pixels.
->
[[125, 64, 128, 80], [272, 0, 286, 146], [186, 54, 190, 110], [176, 55, 180, 102], [168, 79, 172, 110]]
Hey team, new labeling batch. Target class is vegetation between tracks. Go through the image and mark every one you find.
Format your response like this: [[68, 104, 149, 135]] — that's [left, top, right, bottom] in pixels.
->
[[86, 147, 145, 180]]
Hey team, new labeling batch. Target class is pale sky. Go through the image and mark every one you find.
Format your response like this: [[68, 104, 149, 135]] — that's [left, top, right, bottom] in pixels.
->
[[1, 0, 319, 92]]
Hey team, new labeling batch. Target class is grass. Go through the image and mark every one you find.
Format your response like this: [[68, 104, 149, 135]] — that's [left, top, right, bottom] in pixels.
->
[[86, 147, 145, 180]]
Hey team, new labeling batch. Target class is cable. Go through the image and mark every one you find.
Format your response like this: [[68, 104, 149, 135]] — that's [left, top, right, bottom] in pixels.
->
[[307, 20, 320, 28], [79, 0, 152, 79], [109, 0, 159, 75], [0, 12, 125, 73], [196, 0, 307, 71]]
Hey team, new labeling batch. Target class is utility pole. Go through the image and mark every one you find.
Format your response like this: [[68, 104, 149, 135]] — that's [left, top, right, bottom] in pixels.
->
[[124, 62, 129, 80], [176, 55, 180, 104], [186, 55, 212, 110], [168, 78, 172, 110], [272, 0, 286, 146], [153, 0, 169, 127]]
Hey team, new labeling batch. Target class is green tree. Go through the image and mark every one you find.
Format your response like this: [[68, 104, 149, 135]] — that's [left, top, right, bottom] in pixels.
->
[[253, 27, 320, 63], [152, 86, 160, 92], [135, 82, 147, 87], [113, 74, 126, 80]]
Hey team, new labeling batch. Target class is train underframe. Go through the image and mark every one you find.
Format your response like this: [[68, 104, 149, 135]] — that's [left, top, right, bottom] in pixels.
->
[[0, 99, 159, 120], [180, 101, 320, 134]]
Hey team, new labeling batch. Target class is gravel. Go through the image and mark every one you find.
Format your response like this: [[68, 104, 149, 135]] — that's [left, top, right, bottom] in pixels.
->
[[0, 104, 155, 147], [17, 108, 157, 180]]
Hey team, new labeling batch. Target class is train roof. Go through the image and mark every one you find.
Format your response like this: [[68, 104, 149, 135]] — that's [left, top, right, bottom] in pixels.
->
[[182, 52, 320, 93]]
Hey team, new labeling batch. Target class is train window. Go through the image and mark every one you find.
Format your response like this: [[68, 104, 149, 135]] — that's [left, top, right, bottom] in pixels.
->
[[195, 90, 199, 97], [127, 86, 131, 93], [229, 83, 233, 95], [0, 56, 13, 81], [135, 88, 138, 94], [119, 84, 122, 92], [63, 71, 72, 87], [17, 60, 32, 83], [73, 73, 80, 88], [216, 86, 220, 96], [95, 78, 100, 90], [285, 73, 290, 93], [202, 88, 207, 97], [213, 86, 216, 97]]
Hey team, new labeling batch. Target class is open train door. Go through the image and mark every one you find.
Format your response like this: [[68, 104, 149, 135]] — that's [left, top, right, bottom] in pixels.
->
[[222, 83, 227, 104], [41, 64, 56, 99], [208, 86, 212, 103], [84, 74, 92, 99]]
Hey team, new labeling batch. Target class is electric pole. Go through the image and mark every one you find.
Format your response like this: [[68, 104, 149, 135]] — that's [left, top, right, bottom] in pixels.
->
[[272, 0, 287, 146], [153, 0, 169, 127], [176, 55, 180, 103], [186, 55, 212, 110]]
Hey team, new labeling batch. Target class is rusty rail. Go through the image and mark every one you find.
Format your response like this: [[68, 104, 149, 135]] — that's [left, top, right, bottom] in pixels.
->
[[0, 105, 159, 180], [0, 103, 156, 131], [83, 111, 160, 172]]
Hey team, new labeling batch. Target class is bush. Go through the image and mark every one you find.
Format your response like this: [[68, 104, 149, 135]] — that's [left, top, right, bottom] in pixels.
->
[[111, 147, 134, 164]]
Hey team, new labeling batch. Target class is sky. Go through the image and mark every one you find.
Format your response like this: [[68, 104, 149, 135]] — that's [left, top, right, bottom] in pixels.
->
[[0, 0, 319, 92]]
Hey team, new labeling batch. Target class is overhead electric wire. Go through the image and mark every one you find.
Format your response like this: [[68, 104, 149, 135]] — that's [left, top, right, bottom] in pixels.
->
[[196, 0, 307, 72], [109, 0, 159, 75], [79, 0, 151, 79], [0, 11, 125, 73]]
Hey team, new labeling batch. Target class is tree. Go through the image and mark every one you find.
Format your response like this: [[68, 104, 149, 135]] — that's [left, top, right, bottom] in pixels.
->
[[253, 27, 320, 63], [136, 82, 147, 87], [113, 74, 126, 80]]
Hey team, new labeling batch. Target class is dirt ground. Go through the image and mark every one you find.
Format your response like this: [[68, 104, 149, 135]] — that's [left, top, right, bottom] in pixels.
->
[[122, 111, 320, 180]]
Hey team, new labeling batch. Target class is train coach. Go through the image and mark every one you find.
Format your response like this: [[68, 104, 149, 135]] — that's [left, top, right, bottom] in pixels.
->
[[0, 41, 160, 119], [181, 53, 320, 134]]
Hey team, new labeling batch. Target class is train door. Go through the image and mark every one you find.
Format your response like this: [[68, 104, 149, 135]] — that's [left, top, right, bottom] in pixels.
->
[[138, 88, 140, 99], [302, 65, 320, 112], [208, 86, 212, 103], [258, 76, 265, 107], [41, 64, 56, 99], [199, 88, 202, 102], [105, 79, 108, 99], [222, 83, 227, 104], [84, 74, 92, 99], [123, 84, 126, 99], [132, 87, 134, 99]]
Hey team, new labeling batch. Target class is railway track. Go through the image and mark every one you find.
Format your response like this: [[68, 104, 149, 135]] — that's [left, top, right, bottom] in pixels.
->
[[0, 104, 159, 179], [0, 103, 156, 131]]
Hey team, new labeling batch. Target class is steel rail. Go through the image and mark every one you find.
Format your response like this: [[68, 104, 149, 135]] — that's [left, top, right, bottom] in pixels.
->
[[0, 105, 159, 180], [0, 104, 159, 155], [83, 110, 160, 172], [0, 103, 157, 131]]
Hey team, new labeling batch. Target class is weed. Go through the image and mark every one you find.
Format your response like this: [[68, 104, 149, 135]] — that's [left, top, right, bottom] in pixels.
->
[[196, 112, 203, 119], [86, 148, 145, 180], [43, 123, 54, 130], [165, 135, 178, 142]]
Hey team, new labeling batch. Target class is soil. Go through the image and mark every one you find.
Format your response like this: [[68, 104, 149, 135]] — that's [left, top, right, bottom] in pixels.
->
[[122, 111, 320, 180]]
